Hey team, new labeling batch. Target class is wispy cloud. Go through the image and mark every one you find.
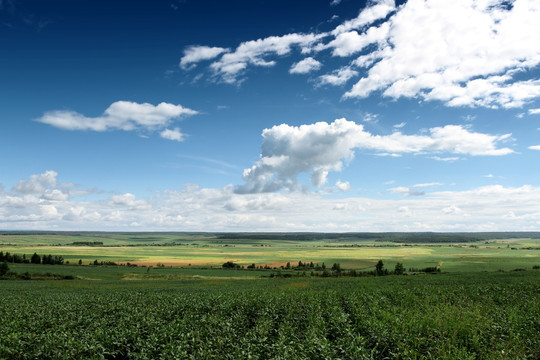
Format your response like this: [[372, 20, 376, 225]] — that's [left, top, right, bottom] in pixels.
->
[[180, 45, 229, 69], [36, 101, 197, 139], [390, 186, 425, 197]]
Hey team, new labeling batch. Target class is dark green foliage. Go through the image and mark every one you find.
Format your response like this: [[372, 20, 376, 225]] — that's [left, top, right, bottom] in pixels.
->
[[30, 253, 41, 264], [0, 272, 538, 359], [375, 260, 385, 276], [0, 261, 8, 276], [394, 262, 405, 275], [222, 261, 241, 269]]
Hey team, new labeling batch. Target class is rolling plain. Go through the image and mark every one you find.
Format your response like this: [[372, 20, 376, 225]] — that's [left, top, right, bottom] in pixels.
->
[[1, 232, 539, 359]]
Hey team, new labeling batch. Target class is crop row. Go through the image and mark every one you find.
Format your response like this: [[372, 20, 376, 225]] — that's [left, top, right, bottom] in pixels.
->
[[0, 273, 539, 359]]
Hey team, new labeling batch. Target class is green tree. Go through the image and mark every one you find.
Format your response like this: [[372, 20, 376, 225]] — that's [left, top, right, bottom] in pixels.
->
[[31, 253, 41, 264], [394, 262, 405, 275], [375, 260, 385, 276], [0, 262, 9, 276]]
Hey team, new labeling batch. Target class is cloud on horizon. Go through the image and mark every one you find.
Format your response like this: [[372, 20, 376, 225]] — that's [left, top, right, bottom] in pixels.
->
[[3, 170, 540, 232]]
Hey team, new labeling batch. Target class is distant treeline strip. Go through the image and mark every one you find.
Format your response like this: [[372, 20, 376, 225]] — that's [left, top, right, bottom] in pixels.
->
[[0, 251, 64, 265], [217, 232, 540, 243]]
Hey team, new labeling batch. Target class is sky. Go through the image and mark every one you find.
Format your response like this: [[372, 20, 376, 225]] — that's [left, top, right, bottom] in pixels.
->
[[1, 0, 540, 232]]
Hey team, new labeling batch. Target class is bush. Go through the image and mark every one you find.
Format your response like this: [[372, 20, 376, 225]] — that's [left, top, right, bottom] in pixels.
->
[[0, 262, 9, 276]]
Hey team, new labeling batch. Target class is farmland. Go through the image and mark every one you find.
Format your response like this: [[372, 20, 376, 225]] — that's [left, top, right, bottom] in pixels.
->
[[1, 272, 539, 359], [1, 232, 540, 272], [1, 232, 540, 359]]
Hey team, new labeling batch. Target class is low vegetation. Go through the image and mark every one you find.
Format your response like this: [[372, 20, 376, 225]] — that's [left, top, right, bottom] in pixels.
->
[[1, 232, 539, 358], [1, 272, 539, 359]]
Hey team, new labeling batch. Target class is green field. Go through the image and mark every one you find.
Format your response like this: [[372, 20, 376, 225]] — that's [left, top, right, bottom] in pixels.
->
[[1, 272, 539, 359], [1, 232, 540, 359], [1, 232, 540, 273]]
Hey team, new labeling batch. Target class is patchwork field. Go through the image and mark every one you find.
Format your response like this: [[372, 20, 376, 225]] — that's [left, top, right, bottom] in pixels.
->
[[1, 232, 539, 273]]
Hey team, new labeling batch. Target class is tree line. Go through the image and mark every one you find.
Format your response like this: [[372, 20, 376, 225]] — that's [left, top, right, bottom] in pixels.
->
[[0, 251, 64, 265]]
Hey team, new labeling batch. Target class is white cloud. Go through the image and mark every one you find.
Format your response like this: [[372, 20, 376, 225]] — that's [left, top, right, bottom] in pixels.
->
[[180, 1, 540, 108], [529, 108, 540, 115], [3, 172, 540, 232], [326, 24, 390, 57], [289, 57, 322, 74], [335, 180, 351, 191], [363, 113, 379, 123], [344, 0, 540, 108], [318, 67, 358, 86], [331, 0, 396, 35], [393, 122, 406, 129], [36, 101, 197, 138], [180, 45, 229, 69], [431, 156, 460, 162], [13, 170, 57, 194], [529, 145, 540, 150], [413, 182, 443, 188], [235, 118, 513, 193], [209, 33, 324, 83], [390, 186, 425, 197], [330, 0, 341, 6], [160, 128, 185, 142]]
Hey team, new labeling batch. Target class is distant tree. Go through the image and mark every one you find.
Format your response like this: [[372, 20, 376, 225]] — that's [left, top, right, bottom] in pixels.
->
[[332, 263, 341, 272], [222, 261, 239, 269], [375, 260, 385, 276], [31, 253, 41, 264], [0, 262, 9, 276], [298, 261, 303, 268], [322, 263, 326, 270], [394, 262, 405, 275], [286, 262, 291, 269], [78, 259, 82, 265]]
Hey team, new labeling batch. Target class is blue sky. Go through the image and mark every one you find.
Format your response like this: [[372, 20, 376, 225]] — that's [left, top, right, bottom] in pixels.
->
[[1, 0, 540, 231]]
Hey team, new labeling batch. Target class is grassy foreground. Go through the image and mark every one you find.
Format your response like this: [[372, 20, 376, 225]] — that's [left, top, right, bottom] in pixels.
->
[[1, 271, 539, 359]]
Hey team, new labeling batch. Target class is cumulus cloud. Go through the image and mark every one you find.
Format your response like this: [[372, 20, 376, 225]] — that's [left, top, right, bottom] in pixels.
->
[[344, 0, 540, 108], [529, 145, 540, 150], [235, 118, 513, 193], [180, 45, 229, 69], [13, 170, 58, 194], [335, 180, 351, 191], [36, 101, 197, 138], [529, 109, 540, 115], [160, 128, 185, 142], [289, 57, 322, 74], [183, 0, 540, 108]]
